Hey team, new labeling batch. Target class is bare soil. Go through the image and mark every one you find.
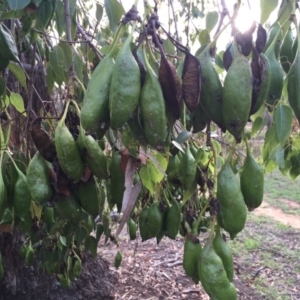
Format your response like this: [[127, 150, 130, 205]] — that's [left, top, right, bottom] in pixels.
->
[[100, 200, 300, 300], [254, 201, 300, 229]]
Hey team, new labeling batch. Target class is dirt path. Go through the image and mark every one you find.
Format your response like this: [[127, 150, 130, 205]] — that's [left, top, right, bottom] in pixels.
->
[[254, 200, 300, 229]]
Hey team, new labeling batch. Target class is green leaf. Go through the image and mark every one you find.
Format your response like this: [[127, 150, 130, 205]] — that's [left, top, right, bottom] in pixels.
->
[[85, 236, 98, 259], [139, 153, 167, 194], [49, 46, 65, 83], [59, 236, 67, 247], [104, 0, 125, 32], [163, 38, 175, 56], [275, 145, 286, 169], [260, 0, 279, 24], [206, 11, 219, 32], [8, 62, 27, 90], [36, 0, 53, 30], [251, 116, 263, 136], [175, 131, 192, 144], [46, 63, 54, 94], [199, 29, 210, 46], [7, 0, 30, 10], [274, 104, 293, 146], [55, 0, 65, 36], [58, 41, 73, 71], [9, 92, 26, 115], [96, 3, 103, 22]]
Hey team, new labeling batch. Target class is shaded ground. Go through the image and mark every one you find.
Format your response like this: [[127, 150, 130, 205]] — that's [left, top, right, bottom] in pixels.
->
[[100, 200, 300, 300]]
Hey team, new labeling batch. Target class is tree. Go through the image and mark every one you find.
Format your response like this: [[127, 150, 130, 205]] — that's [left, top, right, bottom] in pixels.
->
[[0, 0, 299, 299]]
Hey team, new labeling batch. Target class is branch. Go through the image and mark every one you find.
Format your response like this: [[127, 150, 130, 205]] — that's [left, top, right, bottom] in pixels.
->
[[63, 0, 76, 82], [76, 23, 102, 60], [214, 0, 229, 37], [169, 0, 179, 42]]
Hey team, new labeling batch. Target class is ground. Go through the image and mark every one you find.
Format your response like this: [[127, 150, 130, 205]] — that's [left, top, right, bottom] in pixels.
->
[[100, 169, 300, 300]]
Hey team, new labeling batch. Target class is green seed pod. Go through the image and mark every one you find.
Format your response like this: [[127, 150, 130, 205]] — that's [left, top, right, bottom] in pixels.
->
[[54, 194, 82, 223], [140, 42, 166, 150], [25, 245, 34, 265], [139, 206, 150, 242], [110, 25, 141, 129], [13, 167, 31, 220], [183, 234, 202, 283], [0, 154, 8, 219], [147, 202, 163, 239], [165, 200, 181, 239], [213, 226, 234, 282], [109, 150, 125, 213], [198, 46, 225, 131], [78, 176, 101, 218], [264, 22, 282, 58], [217, 153, 247, 239], [222, 39, 252, 143], [240, 149, 264, 211], [166, 155, 181, 180], [79, 131, 108, 180], [127, 218, 137, 240], [80, 25, 124, 132], [41, 206, 55, 226], [198, 235, 237, 300], [114, 251, 122, 269], [287, 22, 300, 124], [265, 27, 284, 111], [55, 102, 84, 181], [73, 257, 82, 278], [280, 27, 294, 74], [190, 103, 211, 133], [179, 146, 196, 189], [27, 152, 53, 205]]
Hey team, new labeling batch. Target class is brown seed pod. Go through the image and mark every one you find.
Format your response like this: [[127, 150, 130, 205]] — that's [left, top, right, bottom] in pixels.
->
[[150, 20, 182, 121], [182, 52, 201, 112], [223, 43, 233, 71], [255, 24, 267, 54], [30, 119, 56, 163], [158, 55, 182, 120]]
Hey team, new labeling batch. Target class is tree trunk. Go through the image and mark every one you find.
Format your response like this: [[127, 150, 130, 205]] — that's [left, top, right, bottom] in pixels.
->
[[0, 231, 118, 300]]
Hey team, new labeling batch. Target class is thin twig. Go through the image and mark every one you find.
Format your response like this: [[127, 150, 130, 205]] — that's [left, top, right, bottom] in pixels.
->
[[214, 0, 229, 37], [76, 22, 102, 60], [63, 0, 76, 89], [169, 0, 179, 42]]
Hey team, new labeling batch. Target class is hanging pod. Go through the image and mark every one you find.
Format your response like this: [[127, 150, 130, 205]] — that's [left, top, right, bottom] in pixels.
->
[[109, 150, 125, 213], [287, 17, 300, 124], [78, 176, 102, 218], [213, 225, 234, 282], [198, 233, 237, 300], [77, 127, 108, 180], [109, 23, 141, 129], [55, 101, 84, 181], [222, 39, 252, 143], [165, 199, 181, 239], [0, 152, 8, 220], [280, 27, 295, 74], [250, 47, 271, 116], [27, 151, 53, 206], [81, 24, 125, 132], [264, 23, 284, 111], [217, 151, 247, 239], [183, 233, 202, 284], [6, 152, 31, 220], [140, 41, 167, 150]]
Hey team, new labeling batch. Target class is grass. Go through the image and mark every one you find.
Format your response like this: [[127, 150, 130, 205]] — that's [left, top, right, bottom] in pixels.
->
[[228, 213, 300, 299], [264, 169, 300, 215]]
